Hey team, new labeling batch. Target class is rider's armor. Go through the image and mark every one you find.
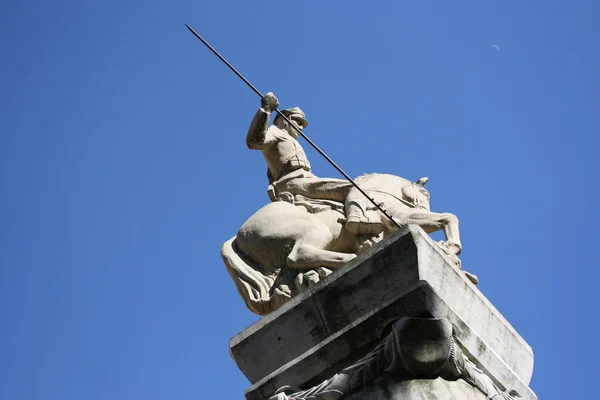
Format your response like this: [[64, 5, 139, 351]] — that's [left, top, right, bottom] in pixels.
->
[[247, 106, 385, 236]]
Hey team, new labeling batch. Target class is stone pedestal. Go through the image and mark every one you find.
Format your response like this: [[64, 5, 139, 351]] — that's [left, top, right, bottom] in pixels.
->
[[345, 378, 495, 400], [229, 226, 537, 400]]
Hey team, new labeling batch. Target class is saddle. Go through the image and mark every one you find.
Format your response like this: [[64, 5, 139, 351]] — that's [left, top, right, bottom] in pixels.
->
[[277, 192, 345, 214]]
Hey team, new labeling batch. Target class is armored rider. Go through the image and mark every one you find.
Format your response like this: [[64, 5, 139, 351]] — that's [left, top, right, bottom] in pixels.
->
[[246, 92, 383, 235]]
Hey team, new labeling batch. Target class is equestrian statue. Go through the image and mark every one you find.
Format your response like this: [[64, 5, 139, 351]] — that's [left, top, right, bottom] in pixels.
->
[[221, 93, 476, 316]]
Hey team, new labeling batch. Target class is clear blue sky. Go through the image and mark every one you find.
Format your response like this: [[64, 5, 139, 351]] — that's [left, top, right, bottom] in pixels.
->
[[1, 1, 598, 399]]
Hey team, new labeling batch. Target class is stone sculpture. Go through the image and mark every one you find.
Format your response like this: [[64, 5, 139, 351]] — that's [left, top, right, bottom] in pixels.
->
[[270, 317, 521, 400], [221, 94, 475, 316], [186, 26, 536, 400], [247, 93, 384, 235]]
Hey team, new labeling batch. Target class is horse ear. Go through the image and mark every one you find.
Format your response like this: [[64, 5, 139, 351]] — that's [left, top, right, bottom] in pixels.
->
[[416, 177, 429, 186]]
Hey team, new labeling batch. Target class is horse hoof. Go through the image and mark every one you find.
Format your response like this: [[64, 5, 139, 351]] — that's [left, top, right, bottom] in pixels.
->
[[295, 270, 322, 294], [317, 267, 332, 278], [437, 240, 461, 256], [345, 216, 360, 235]]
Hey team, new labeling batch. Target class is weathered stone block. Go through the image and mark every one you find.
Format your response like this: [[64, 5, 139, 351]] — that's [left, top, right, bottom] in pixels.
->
[[229, 226, 536, 400], [345, 378, 489, 400]]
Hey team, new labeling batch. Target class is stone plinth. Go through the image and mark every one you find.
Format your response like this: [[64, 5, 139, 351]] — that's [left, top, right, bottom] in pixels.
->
[[229, 226, 537, 400], [345, 378, 492, 400]]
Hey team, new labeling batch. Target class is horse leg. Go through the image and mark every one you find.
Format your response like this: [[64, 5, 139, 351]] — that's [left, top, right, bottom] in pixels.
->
[[391, 210, 476, 283], [392, 211, 462, 255], [287, 229, 356, 270]]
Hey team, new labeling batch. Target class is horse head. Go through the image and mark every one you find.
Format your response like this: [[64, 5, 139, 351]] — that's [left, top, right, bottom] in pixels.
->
[[400, 177, 431, 212]]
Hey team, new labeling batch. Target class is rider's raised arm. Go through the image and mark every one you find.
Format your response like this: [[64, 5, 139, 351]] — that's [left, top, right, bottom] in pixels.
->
[[246, 107, 273, 150], [246, 92, 279, 150]]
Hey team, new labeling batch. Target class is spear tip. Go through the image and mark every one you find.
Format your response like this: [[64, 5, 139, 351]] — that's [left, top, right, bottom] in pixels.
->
[[186, 24, 199, 35]]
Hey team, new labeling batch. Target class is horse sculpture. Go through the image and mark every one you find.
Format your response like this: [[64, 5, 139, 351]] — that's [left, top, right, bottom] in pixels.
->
[[222, 173, 471, 316]]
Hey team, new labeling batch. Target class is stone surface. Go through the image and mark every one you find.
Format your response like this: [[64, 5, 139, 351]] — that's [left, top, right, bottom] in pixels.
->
[[228, 226, 536, 400], [345, 378, 491, 400], [268, 317, 522, 400]]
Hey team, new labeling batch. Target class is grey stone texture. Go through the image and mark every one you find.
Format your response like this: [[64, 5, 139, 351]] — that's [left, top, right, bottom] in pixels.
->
[[229, 226, 536, 400], [345, 378, 490, 400]]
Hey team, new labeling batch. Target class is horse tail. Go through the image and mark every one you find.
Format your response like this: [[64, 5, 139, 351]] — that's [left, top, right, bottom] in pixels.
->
[[221, 237, 281, 315]]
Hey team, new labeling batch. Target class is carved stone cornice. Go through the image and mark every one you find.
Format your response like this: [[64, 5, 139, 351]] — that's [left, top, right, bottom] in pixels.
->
[[270, 317, 520, 400]]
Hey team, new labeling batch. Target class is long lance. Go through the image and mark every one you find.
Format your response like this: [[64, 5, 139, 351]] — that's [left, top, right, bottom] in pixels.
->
[[185, 24, 401, 229]]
